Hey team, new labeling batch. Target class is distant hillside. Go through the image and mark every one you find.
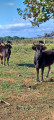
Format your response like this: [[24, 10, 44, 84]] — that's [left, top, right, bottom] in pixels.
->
[[0, 34, 54, 44]]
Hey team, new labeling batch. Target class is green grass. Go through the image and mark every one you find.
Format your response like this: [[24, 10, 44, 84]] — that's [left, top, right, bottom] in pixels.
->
[[0, 39, 54, 120], [0, 42, 54, 92]]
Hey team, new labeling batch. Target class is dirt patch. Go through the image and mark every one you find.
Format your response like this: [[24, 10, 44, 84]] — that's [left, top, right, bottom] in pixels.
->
[[0, 78, 54, 120], [0, 91, 54, 120], [6, 70, 18, 74], [0, 77, 15, 83]]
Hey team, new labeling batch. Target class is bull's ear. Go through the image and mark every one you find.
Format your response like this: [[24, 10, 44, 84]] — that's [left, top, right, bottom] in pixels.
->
[[10, 45, 12, 48], [40, 46, 47, 51], [32, 45, 36, 51]]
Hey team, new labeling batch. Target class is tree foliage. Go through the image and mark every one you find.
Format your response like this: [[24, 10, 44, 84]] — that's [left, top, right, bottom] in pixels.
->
[[17, 0, 54, 26]]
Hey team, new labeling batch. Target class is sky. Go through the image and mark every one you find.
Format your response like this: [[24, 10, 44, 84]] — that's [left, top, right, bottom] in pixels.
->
[[0, 0, 54, 38]]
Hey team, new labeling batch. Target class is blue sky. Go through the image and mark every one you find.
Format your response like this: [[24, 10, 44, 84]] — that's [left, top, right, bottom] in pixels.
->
[[0, 0, 54, 38]]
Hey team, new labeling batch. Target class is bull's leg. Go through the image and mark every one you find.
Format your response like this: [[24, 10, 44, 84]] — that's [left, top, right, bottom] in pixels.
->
[[41, 67, 44, 82], [1, 56, 3, 65], [46, 66, 50, 78], [4, 57, 6, 65], [7, 56, 9, 66], [36, 68, 39, 82]]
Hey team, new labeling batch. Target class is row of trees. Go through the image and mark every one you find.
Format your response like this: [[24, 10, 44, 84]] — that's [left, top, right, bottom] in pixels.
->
[[0, 36, 25, 42], [0, 31, 54, 42]]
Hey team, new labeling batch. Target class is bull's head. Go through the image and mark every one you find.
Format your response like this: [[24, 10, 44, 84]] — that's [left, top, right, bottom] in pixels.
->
[[32, 44, 47, 60], [32, 44, 46, 51], [5, 44, 12, 49]]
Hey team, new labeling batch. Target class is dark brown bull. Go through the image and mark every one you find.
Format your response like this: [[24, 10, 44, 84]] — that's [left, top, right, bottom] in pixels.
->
[[0, 44, 12, 65], [32, 44, 54, 82]]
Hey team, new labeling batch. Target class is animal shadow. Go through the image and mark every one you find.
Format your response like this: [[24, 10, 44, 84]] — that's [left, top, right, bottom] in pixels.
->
[[48, 78, 54, 82], [44, 78, 54, 82], [16, 63, 35, 68]]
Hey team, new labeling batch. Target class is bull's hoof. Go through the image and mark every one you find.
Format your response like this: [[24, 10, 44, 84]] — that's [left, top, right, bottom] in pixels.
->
[[7, 64, 9, 66], [46, 75, 48, 78], [41, 80, 44, 82], [4, 64, 6, 66], [36, 80, 40, 82], [1, 63, 3, 65]]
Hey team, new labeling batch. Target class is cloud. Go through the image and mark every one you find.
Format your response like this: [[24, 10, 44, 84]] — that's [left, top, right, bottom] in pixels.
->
[[6, 3, 14, 6], [0, 23, 31, 29], [0, 23, 32, 37], [0, 20, 54, 38]]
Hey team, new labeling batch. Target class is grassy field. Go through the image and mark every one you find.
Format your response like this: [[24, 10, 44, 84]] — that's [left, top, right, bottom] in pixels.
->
[[0, 39, 54, 120]]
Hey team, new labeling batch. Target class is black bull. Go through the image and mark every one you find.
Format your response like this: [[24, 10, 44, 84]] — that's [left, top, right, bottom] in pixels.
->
[[32, 44, 54, 82]]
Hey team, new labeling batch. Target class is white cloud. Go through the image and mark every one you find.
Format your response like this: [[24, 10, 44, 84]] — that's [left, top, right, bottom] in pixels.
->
[[0, 20, 54, 38], [0, 23, 31, 29], [6, 3, 14, 6]]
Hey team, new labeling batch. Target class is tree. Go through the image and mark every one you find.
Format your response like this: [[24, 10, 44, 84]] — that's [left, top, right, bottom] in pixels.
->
[[4, 36, 12, 41], [13, 36, 19, 40], [17, 0, 54, 26]]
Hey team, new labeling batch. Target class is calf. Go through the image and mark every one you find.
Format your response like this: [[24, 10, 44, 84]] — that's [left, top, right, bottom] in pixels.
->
[[0, 44, 12, 65], [32, 44, 54, 82], [39, 40, 45, 45]]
